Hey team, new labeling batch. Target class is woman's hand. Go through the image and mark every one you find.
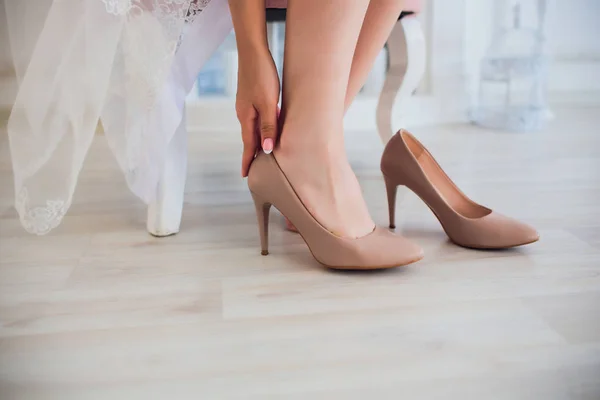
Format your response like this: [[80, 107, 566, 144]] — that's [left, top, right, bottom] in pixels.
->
[[228, 0, 280, 177], [236, 48, 280, 177]]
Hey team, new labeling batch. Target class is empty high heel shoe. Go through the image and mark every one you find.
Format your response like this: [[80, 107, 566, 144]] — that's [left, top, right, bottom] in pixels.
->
[[248, 152, 423, 270], [381, 130, 539, 249]]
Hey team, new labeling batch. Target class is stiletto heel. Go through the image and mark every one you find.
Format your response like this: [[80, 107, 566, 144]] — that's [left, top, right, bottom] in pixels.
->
[[248, 152, 423, 269], [381, 130, 539, 249], [383, 175, 397, 229], [250, 192, 271, 256]]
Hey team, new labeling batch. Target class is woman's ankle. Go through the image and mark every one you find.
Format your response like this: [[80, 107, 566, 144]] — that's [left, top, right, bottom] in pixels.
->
[[277, 124, 346, 160]]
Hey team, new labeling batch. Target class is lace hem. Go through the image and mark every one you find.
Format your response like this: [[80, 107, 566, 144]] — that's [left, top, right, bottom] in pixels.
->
[[15, 188, 69, 235]]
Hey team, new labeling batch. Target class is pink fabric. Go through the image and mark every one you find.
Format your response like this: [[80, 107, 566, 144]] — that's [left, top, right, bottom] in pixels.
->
[[265, 0, 287, 8], [265, 0, 422, 12], [403, 0, 422, 12]]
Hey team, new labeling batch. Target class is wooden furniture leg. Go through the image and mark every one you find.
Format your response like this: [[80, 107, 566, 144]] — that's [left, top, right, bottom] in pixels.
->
[[376, 16, 426, 143], [147, 108, 188, 237]]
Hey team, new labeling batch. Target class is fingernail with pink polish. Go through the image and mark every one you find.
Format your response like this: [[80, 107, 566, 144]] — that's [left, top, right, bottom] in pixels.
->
[[262, 138, 273, 154]]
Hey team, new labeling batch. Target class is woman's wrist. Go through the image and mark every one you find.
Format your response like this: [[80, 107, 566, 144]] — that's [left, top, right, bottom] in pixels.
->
[[236, 36, 271, 60]]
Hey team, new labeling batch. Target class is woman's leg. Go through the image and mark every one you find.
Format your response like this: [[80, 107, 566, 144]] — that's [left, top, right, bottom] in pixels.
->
[[277, 0, 372, 238], [282, 0, 405, 233], [344, 0, 405, 110]]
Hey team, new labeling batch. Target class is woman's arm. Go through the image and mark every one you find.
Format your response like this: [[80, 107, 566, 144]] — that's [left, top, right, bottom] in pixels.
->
[[228, 1, 280, 176], [228, 1, 269, 56]]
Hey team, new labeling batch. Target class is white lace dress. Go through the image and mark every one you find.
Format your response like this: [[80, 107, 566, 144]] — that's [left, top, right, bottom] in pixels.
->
[[5, 0, 233, 234]]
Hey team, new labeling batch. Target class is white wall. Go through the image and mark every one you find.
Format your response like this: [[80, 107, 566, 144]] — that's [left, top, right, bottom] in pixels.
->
[[544, 0, 600, 92], [424, 0, 600, 106]]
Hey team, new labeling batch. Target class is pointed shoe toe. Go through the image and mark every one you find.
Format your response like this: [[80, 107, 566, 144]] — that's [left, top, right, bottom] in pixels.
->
[[457, 212, 539, 249], [347, 227, 424, 269]]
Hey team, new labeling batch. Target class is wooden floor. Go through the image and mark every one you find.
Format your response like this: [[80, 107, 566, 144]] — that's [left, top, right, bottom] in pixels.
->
[[1, 106, 600, 399]]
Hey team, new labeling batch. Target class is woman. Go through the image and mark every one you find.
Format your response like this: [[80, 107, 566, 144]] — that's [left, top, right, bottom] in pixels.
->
[[232, 0, 408, 239], [231, 0, 426, 269]]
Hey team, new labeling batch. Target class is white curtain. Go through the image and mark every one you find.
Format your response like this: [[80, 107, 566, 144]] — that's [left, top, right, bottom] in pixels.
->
[[4, 0, 233, 234]]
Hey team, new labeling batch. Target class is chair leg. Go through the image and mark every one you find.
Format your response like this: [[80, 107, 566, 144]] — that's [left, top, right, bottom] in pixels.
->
[[376, 16, 426, 144], [147, 108, 188, 237]]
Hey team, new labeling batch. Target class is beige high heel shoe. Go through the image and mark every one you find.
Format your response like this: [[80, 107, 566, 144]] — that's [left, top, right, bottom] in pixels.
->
[[381, 130, 539, 249], [248, 152, 424, 270]]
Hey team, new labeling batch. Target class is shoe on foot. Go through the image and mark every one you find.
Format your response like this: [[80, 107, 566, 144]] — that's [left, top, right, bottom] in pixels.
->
[[248, 152, 424, 269]]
